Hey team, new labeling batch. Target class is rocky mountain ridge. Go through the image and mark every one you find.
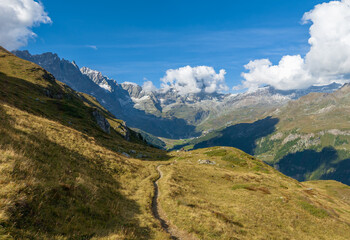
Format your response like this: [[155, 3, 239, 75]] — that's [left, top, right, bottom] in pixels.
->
[[13, 50, 342, 140]]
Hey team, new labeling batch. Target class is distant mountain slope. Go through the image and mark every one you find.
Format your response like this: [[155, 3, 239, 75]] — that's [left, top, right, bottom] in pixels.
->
[[258, 84, 350, 183], [197, 83, 341, 131], [12, 50, 341, 141], [178, 83, 350, 185]]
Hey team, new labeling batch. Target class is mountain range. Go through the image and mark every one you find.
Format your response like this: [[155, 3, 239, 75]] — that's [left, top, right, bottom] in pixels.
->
[[13, 50, 342, 140]]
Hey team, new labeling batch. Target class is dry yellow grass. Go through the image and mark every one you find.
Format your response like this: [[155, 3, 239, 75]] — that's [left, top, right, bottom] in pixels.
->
[[158, 147, 350, 240], [0, 103, 171, 240]]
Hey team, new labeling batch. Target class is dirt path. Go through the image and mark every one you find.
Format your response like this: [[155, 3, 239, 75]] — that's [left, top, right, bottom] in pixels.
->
[[152, 165, 198, 240]]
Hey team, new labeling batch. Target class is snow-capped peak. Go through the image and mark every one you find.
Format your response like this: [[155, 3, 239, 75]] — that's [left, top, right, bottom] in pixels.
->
[[80, 67, 117, 92]]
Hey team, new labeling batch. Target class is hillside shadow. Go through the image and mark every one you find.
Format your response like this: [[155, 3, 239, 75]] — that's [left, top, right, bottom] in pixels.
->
[[322, 158, 350, 185], [0, 105, 152, 239], [276, 146, 350, 185], [173, 117, 279, 154]]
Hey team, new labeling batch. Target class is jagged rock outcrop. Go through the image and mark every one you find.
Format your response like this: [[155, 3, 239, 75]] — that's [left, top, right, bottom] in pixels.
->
[[120, 121, 130, 141], [44, 88, 64, 99], [92, 110, 110, 134], [121, 82, 143, 98]]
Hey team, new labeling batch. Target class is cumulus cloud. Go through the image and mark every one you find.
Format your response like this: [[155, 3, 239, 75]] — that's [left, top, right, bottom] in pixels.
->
[[161, 65, 228, 95], [241, 55, 313, 91], [239, 0, 350, 90], [0, 0, 51, 50]]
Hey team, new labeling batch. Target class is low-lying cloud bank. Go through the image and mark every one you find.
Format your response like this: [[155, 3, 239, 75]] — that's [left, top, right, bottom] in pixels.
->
[[0, 0, 51, 50], [239, 0, 350, 91]]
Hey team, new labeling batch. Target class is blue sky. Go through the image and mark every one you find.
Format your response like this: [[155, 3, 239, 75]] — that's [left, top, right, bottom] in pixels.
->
[[23, 0, 327, 90]]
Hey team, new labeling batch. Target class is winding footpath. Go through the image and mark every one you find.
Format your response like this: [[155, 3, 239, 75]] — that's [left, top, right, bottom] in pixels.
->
[[152, 165, 199, 240], [152, 165, 180, 240]]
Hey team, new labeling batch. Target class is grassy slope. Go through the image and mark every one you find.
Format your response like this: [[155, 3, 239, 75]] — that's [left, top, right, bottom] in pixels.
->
[[160, 147, 350, 240], [0, 47, 170, 240], [2, 46, 350, 239]]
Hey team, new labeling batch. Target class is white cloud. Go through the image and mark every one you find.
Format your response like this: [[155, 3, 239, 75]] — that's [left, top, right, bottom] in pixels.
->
[[86, 45, 98, 50], [0, 0, 51, 50], [303, 0, 350, 79], [142, 80, 157, 92], [161, 65, 228, 95], [239, 0, 350, 90], [241, 55, 312, 91]]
